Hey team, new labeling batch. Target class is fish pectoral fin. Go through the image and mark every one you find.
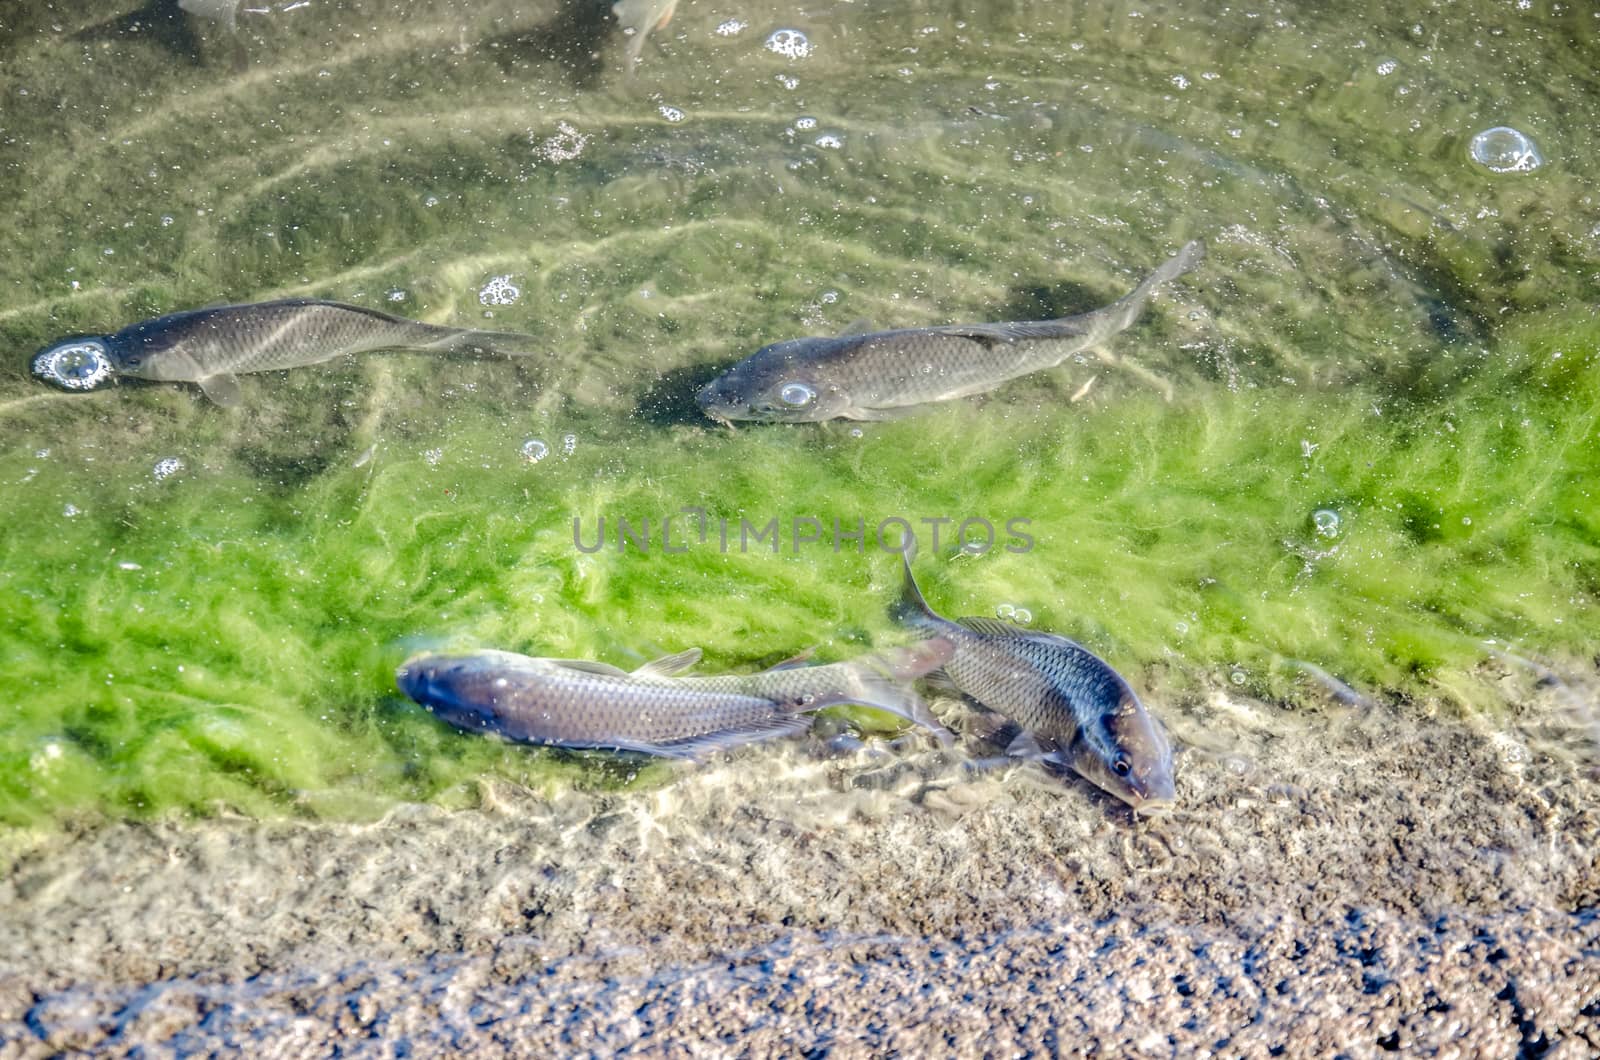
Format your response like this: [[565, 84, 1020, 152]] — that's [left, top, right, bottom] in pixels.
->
[[631, 647, 702, 677], [197, 372, 242, 407], [648, 715, 816, 759], [1005, 729, 1048, 761], [546, 659, 633, 677]]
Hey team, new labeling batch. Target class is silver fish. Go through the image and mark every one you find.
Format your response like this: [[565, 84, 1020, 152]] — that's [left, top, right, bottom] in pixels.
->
[[396, 638, 955, 758], [891, 555, 1174, 812], [30, 298, 538, 406], [696, 240, 1204, 424]]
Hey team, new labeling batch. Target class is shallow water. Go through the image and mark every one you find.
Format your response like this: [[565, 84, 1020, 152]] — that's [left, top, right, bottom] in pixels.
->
[[1, 0, 1598, 1051]]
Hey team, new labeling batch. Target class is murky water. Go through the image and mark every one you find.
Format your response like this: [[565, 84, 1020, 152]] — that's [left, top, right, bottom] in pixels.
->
[[1, 0, 1598, 1052]]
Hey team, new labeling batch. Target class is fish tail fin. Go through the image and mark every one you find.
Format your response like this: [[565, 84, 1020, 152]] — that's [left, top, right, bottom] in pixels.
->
[[1096, 239, 1206, 335], [413, 325, 542, 358], [808, 637, 958, 743], [444, 328, 543, 358]]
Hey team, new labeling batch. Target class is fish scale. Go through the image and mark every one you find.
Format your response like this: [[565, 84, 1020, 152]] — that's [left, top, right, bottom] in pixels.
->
[[31, 298, 537, 406], [696, 240, 1204, 423], [397, 640, 955, 758], [938, 627, 1129, 745], [889, 555, 1175, 811], [108, 299, 531, 377]]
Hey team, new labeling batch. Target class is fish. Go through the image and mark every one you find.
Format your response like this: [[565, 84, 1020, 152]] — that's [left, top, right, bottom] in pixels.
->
[[395, 637, 956, 758], [889, 554, 1175, 812], [29, 298, 538, 406], [612, 0, 679, 68], [695, 240, 1204, 424]]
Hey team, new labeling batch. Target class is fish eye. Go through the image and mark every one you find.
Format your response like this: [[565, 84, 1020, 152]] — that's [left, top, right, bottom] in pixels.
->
[[1112, 757, 1132, 777], [778, 382, 816, 407], [31, 341, 112, 391]]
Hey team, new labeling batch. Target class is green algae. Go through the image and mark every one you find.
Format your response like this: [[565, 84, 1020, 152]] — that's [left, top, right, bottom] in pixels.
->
[[0, 0, 1597, 826]]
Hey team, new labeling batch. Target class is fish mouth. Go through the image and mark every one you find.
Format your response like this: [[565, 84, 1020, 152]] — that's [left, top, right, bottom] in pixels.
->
[[395, 655, 444, 703], [1128, 795, 1175, 817]]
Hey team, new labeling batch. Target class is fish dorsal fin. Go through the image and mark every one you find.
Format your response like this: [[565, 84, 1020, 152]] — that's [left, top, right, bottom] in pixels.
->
[[930, 320, 1090, 345], [547, 659, 633, 677], [632, 647, 702, 677], [837, 318, 877, 338], [956, 616, 1036, 639], [197, 372, 242, 407], [762, 647, 816, 672]]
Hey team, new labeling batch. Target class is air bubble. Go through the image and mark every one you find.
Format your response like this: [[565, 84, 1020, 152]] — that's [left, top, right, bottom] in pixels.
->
[[1468, 126, 1542, 173], [1312, 509, 1341, 538], [765, 28, 811, 59], [521, 439, 550, 463], [795, 116, 817, 131], [779, 382, 816, 407], [1229, 669, 1247, 686], [562, 433, 577, 456], [996, 603, 1016, 619], [1012, 608, 1033, 625]]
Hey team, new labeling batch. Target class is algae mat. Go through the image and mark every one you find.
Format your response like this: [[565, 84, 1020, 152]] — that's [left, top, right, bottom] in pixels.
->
[[1, 0, 1598, 1053]]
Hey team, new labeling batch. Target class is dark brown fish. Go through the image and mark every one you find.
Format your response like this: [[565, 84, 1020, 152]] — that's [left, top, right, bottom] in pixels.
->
[[891, 555, 1174, 811], [30, 298, 537, 406], [697, 241, 1203, 423]]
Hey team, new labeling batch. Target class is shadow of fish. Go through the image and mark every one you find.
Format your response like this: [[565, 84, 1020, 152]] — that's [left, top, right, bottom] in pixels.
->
[[890, 553, 1174, 813], [696, 240, 1204, 424], [396, 638, 955, 758], [30, 299, 539, 406]]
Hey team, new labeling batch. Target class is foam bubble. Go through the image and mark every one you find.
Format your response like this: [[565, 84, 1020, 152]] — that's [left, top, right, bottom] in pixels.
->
[[152, 457, 184, 482], [478, 276, 521, 307], [1468, 126, 1542, 173], [765, 28, 811, 59]]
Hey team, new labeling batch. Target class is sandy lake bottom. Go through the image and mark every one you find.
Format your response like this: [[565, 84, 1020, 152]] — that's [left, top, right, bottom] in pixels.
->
[[4, 672, 1597, 1056]]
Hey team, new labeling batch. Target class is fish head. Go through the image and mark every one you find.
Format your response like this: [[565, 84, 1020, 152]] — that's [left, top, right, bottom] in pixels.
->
[[396, 651, 534, 735], [1066, 690, 1175, 813], [695, 339, 853, 423], [30, 338, 116, 392]]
